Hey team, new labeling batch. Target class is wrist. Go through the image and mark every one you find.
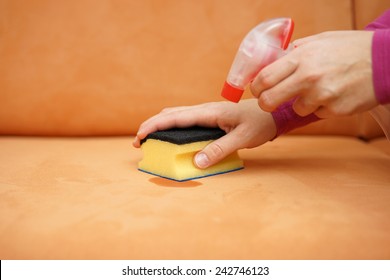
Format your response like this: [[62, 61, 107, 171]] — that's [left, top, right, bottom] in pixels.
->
[[271, 99, 320, 138]]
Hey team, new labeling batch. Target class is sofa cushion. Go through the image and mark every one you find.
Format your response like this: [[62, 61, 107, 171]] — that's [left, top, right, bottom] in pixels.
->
[[289, 112, 384, 139], [369, 137, 390, 156], [0, 0, 354, 136], [354, 0, 390, 29], [1, 135, 389, 259]]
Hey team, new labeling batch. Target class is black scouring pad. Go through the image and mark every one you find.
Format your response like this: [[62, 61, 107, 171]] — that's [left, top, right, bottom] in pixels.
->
[[141, 126, 226, 145]]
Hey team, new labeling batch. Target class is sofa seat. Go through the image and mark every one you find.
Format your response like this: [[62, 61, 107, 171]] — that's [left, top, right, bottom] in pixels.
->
[[1, 135, 389, 259], [370, 137, 390, 156]]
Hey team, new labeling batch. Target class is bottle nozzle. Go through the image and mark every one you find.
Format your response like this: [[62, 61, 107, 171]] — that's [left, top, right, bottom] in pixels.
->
[[221, 81, 244, 103], [221, 18, 294, 103]]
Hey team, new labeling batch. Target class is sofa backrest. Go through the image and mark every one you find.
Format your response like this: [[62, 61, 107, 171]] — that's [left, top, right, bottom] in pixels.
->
[[0, 0, 387, 138]]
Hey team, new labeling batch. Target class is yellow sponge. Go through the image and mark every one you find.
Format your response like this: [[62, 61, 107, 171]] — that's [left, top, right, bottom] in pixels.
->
[[138, 127, 244, 181]]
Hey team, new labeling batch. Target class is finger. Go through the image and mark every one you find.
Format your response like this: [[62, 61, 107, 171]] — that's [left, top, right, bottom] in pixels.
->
[[313, 106, 330, 119], [293, 32, 330, 47], [160, 105, 191, 114], [194, 127, 245, 169], [293, 35, 319, 47], [292, 95, 322, 117], [250, 56, 298, 98], [136, 106, 202, 139], [132, 136, 142, 148], [137, 106, 191, 135], [258, 71, 308, 112], [134, 106, 211, 148], [136, 103, 227, 147]]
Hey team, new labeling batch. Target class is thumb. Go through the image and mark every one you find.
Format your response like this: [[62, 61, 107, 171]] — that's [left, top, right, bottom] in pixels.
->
[[193, 130, 242, 169]]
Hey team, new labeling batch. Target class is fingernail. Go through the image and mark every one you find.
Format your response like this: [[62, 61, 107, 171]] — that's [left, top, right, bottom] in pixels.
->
[[132, 137, 139, 148], [136, 130, 143, 138], [194, 152, 209, 169]]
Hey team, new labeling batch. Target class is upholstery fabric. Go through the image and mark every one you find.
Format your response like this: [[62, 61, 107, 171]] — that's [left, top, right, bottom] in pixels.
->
[[1, 136, 389, 259], [370, 137, 390, 155], [1, 0, 389, 261], [0, 0, 357, 136]]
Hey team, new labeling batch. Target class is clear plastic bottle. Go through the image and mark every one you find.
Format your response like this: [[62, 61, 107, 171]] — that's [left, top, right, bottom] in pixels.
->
[[221, 18, 294, 103], [370, 105, 390, 140], [221, 18, 390, 140]]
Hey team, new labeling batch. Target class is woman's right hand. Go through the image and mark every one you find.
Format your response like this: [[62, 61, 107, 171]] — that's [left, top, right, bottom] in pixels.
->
[[133, 99, 276, 169]]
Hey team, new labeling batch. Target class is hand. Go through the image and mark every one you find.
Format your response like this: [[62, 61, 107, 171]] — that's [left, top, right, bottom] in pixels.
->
[[133, 99, 276, 168], [250, 31, 378, 118]]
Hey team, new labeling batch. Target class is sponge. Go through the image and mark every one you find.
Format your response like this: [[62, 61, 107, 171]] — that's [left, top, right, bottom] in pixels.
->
[[138, 126, 244, 181]]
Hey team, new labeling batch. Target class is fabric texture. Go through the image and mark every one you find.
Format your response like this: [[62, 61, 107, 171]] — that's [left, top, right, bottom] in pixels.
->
[[1, 136, 390, 259], [0, 0, 362, 137]]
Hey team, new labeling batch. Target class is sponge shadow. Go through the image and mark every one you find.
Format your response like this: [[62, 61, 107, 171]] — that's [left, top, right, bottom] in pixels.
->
[[149, 177, 203, 188]]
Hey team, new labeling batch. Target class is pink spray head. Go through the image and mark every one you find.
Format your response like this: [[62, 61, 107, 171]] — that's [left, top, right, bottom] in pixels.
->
[[221, 18, 294, 103]]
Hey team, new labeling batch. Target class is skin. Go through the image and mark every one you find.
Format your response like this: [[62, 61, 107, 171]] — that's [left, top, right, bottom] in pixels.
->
[[133, 99, 276, 169], [251, 31, 378, 118], [134, 30, 379, 168]]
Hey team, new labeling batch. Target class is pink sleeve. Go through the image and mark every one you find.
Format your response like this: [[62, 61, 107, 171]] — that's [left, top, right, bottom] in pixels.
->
[[271, 99, 319, 137], [365, 9, 390, 104], [365, 9, 390, 30]]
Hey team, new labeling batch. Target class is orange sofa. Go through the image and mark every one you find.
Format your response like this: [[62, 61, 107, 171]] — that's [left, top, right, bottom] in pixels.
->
[[1, 0, 390, 259]]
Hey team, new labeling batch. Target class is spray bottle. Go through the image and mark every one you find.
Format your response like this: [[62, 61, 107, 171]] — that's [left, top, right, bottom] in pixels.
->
[[370, 105, 390, 140], [221, 18, 294, 103], [220, 18, 390, 139]]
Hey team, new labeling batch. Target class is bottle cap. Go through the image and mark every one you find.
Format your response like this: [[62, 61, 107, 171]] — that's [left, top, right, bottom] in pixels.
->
[[281, 19, 294, 50], [221, 81, 244, 103]]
